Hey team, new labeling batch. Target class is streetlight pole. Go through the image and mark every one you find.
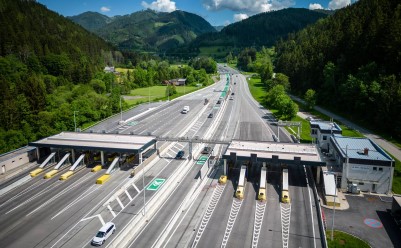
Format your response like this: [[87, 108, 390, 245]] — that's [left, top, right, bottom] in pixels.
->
[[140, 150, 146, 217], [73, 111, 79, 132], [119, 96, 123, 123], [331, 173, 337, 241], [148, 85, 150, 105]]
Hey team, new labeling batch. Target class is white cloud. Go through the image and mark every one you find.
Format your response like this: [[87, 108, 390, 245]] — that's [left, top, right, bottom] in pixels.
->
[[309, 3, 323, 10], [234, 13, 249, 22], [100, 6, 110, 12], [224, 20, 231, 26], [328, 0, 351, 10], [202, 0, 294, 14], [141, 0, 177, 12]]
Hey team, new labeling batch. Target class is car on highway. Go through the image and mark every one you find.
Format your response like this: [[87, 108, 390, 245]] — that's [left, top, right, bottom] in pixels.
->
[[201, 146, 212, 154], [208, 113, 213, 118], [231, 92, 235, 95], [91, 222, 116, 246], [229, 96, 233, 100], [175, 150, 185, 159]]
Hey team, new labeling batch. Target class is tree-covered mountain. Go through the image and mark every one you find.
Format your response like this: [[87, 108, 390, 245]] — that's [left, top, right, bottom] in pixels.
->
[[0, 0, 120, 152], [275, 0, 401, 138], [69, 9, 217, 52], [189, 8, 329, 51], [67, 11, 113, 32]]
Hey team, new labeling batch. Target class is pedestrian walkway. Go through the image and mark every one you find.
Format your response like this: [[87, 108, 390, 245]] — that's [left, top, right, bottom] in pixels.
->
[[291, 95, 401, 162]]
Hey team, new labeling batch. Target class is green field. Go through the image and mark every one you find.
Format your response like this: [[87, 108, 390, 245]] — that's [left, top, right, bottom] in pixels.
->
[[326, 230, 370, 248], [199, 46, 229, 57], [125, 85, 199, 106]]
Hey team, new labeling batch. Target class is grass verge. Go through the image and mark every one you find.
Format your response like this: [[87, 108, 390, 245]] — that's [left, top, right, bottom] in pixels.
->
[[326, 230, 370, 248]]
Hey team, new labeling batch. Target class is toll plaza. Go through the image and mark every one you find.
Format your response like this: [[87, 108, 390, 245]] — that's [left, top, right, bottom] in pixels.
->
[[222, 140, 326, 183], [28, 132, 157, 181]]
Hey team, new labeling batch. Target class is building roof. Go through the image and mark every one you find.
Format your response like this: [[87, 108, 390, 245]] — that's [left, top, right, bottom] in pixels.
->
[[330, 134, 393, 162], [29, 132, 156, 153], [323, 171, 337, 196], [310, 120, 342, 132], [222, 140, 325, 166], [0, 146, 36, 163]]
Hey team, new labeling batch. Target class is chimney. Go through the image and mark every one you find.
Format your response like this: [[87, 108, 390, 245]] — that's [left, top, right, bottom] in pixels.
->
[[364, 148, 369, 155]]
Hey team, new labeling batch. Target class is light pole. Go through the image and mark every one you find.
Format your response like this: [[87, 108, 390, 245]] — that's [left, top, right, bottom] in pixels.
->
[[140, 150, 146, 217], [167, 84, 170, 102], [331, 173, 337, 241], [148, 85, 150, 105], [73, 111, 79, 132], [119, 96, 123, 123]]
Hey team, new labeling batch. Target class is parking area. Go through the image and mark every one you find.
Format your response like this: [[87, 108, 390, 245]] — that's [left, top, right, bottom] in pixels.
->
[[324, 194, 401, 248]]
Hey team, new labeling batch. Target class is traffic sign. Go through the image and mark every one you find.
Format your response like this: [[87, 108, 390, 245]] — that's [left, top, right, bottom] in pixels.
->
[[197, 156, 208, 165], [128, 121, 138, 126], [147, 178, 165, 191]]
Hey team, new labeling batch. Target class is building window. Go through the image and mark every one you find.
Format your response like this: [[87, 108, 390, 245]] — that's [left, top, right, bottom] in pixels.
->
[[379, 167, 383, 171], [373, 167, 377, 171], [359, 182, 364, 185], [323, 136, 327, 140]]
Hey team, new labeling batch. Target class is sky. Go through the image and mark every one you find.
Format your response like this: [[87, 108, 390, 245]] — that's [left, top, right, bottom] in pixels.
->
[[37, 0, 354, 26]]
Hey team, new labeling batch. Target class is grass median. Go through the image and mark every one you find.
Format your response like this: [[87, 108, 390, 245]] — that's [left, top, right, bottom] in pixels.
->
[[326, 230, 370, 248]]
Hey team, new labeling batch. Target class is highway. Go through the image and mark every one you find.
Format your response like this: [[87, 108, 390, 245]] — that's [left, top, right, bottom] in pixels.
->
[[0, 65, 323, 248]]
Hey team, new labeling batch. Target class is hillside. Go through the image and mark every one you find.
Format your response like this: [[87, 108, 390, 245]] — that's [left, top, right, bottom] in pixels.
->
[[275, 0, 401, 139], [187, 8, 329, 57], [0, 0, 118, 153], [67, 11, 113, 32], [69, 9, 217, 52]]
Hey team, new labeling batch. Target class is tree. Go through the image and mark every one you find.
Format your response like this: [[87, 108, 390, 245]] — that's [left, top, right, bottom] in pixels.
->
[[304, 89, 316, 110]]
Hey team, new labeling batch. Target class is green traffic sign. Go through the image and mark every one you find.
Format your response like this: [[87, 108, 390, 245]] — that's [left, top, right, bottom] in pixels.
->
[[128, 121, 138, 126], [147, 178, 165, 191], [196, 156, 208, 165]]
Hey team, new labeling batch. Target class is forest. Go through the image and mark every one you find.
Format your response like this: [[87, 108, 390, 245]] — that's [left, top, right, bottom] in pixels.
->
[[275, 0, 401, 139], [0, 1, 216, 153]]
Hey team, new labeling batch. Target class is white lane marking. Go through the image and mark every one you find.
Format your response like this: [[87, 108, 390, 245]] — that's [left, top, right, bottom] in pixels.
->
[[163, 158, 170, 163], [125, 190, 132, 201], [116, 197, 124, 210], [304, 165, 316, 248], [0, 178, 47, 207], [5, 180, 60, 214], [0, 175, 31, 197], [50, 177, 130, 248], [107, 205, 117, 218], [26, 173, 92, 216], [51, 185, 100, 220], [132, 183, 140, 193], [81, 214, 105, 226]]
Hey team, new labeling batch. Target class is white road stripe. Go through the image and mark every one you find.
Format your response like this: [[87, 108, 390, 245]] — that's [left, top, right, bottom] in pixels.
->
[[132, 183, 140, 193], [107, 205, 117, 218], [125, 190, 132, 201], [116, 197, 124, 209]]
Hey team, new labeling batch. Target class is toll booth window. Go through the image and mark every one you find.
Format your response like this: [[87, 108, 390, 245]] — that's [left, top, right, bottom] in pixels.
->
[[322, 136, 327, 140], [379, 167, 383, 172], [373, 167, 377, 171]]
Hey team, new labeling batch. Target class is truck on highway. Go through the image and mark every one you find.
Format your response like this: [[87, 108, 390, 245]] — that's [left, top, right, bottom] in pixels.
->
[[182, 105, 190, 114], [282, 168, 290, 203], [236, 165, 247, 200]]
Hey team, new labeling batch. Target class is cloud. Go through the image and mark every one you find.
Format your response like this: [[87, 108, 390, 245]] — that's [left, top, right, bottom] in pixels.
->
[[328, 0, 351, 10], [309, 3, 323, 10], [100, 6, 110, 12], [203, 0, 294, 14], [141, 0, 177, 12], [234, 13, 249, 22], [224, 20, 231, 26]]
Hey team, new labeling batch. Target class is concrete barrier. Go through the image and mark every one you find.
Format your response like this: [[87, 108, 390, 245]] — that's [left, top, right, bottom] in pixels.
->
[[91, 165, 102, 172], [30, 168, 44, 177], [59, 171, 74, 180], [96, 174, 110, 184], [44, 169, 58, 179]]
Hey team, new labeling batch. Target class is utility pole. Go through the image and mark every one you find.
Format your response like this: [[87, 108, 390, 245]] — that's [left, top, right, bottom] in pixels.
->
[[119, 96, 123, 123], [73, 111, 79, 132]]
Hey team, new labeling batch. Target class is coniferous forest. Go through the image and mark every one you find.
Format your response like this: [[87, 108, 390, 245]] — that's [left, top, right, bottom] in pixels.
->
[[275, 0, 401, 139]]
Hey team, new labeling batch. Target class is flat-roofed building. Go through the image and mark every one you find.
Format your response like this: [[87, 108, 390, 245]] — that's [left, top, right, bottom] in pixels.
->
[[329, 134, 394, 194], [310, 120, 342, 152]]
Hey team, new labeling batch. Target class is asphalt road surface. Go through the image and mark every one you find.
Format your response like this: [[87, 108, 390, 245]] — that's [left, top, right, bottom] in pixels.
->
[[0, 66, 323, 248]]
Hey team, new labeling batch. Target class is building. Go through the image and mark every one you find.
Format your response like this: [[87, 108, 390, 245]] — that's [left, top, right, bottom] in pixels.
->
[[169, 78, 186, 86], [310, 120, 342, 152], [329, 134, 394, 194], [104, 66, 115, 73]]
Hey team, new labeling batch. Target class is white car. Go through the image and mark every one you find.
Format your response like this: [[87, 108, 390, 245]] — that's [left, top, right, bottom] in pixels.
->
[[91, 222, 116, 246]]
